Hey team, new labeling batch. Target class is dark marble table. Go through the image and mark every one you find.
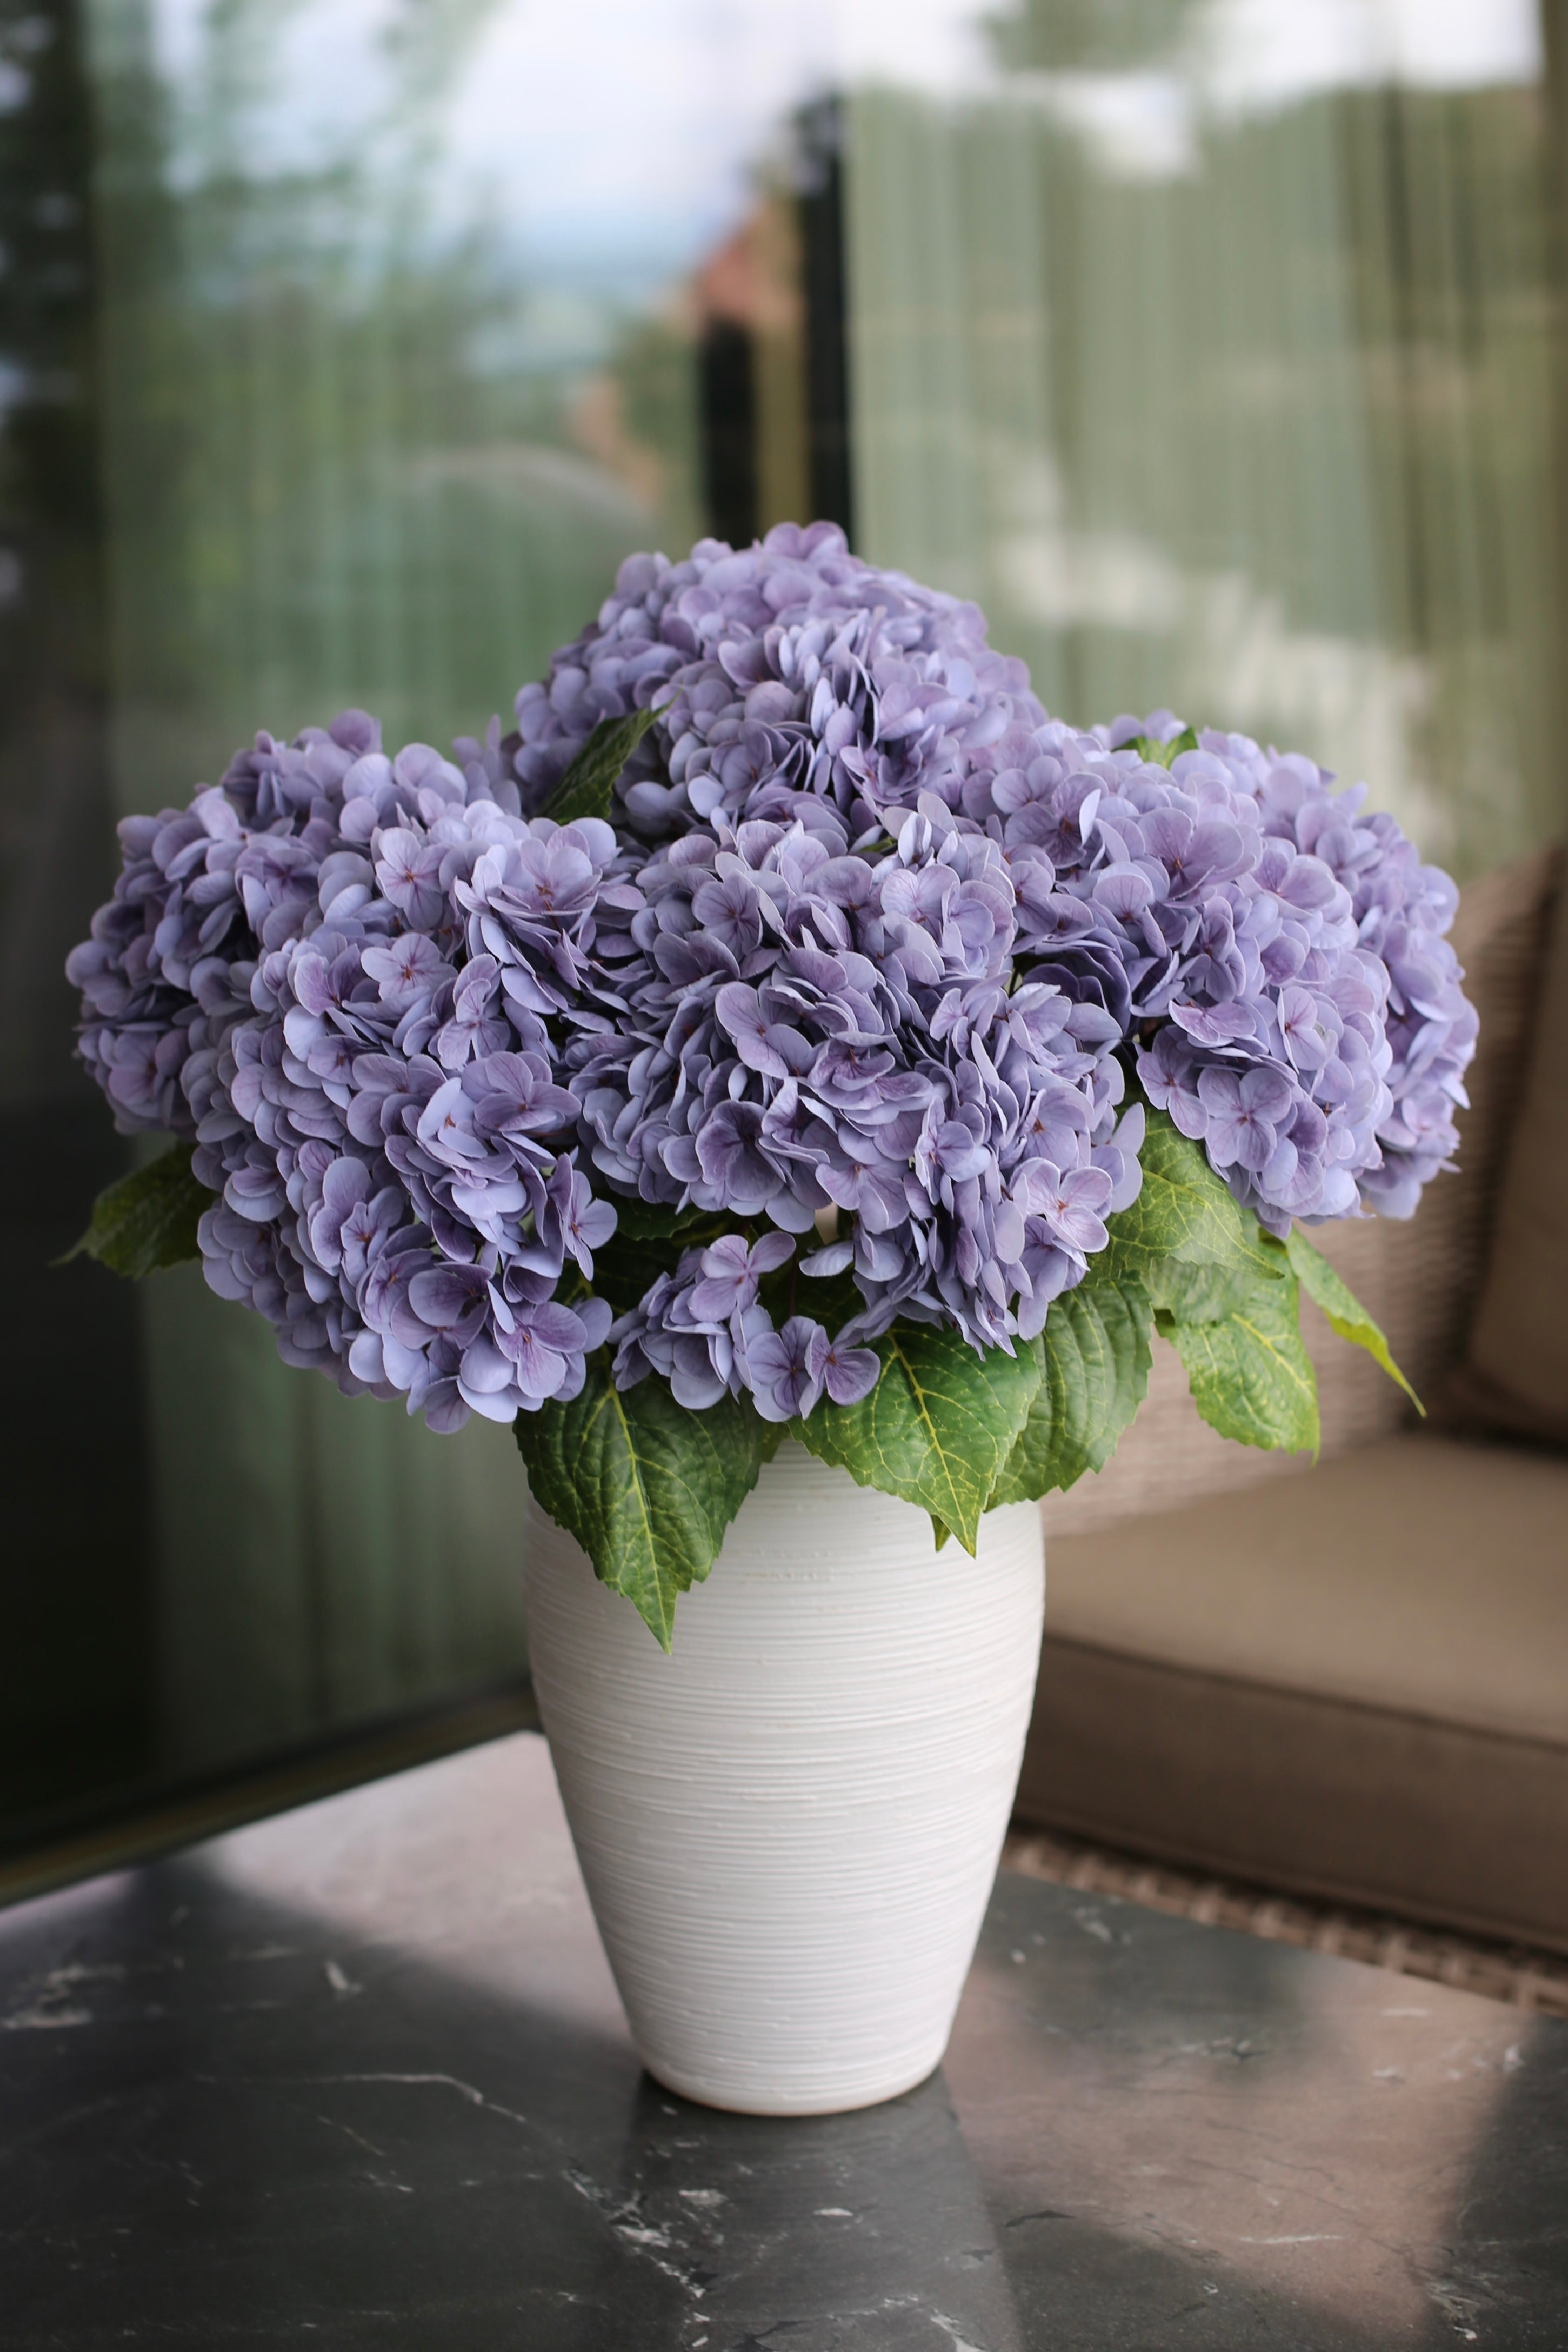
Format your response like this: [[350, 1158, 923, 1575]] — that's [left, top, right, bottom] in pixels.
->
[[1, 1734, 1563, 2349]]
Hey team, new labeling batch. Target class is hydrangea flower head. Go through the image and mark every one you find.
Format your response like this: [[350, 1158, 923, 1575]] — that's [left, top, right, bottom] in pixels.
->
[[584, 793, 1144, 1402], [70, 711, 619, 1432], [956, 714, 1473, 1230], [505, 528, 1473, 1243], [508, 521, 1042, 842], [68, 528, 1479, 1458]]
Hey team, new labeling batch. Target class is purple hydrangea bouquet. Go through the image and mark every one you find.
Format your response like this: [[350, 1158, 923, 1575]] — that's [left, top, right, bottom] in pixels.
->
[[67, 523, 1476, 1647]]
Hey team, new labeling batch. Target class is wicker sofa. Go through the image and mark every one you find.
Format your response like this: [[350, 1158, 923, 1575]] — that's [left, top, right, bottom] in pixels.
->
[[1015, 846, 1568, 1954]]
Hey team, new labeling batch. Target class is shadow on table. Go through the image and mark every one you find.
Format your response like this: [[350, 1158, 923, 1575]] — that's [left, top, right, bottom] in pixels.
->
[[1, 1851, 1026, 2351], [1414, 2015, 1568, 2344], [2, 1843, 1530, 2349], [950, 1873, 1568, 2351]]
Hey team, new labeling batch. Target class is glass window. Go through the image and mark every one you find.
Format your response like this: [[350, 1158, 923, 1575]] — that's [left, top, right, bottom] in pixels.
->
[[3, 0, 1561, 1848]]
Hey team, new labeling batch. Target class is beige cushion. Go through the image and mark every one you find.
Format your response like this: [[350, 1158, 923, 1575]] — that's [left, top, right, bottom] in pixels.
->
[[1018, 1431, 1568, 1949], [1454, 852, 1568, 1443]]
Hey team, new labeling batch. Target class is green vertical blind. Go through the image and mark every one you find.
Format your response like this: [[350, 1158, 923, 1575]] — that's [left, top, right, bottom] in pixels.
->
[[79, 0, 715, 1773], [12, 0, 1559, 1803], [846, 16, 1564, 880], [87, 0, 705, 816]]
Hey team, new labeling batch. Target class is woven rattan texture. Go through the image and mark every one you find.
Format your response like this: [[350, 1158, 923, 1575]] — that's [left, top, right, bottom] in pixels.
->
[[1002, 1827, 1568, 2018], [1042, 845, 1563, 1538]]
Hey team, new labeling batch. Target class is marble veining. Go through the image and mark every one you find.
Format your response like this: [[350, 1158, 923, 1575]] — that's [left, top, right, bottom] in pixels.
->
[[0, 1731, 1563, 2348]]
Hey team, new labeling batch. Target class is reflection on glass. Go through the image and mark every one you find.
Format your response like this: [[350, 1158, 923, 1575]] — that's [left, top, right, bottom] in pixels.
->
[[1, 0, 1563, 1827], [849, 0, 1562, 877]]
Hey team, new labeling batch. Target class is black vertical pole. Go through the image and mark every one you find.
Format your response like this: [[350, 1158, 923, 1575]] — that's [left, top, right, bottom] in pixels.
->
[[0, 0, 157, 1833], [797, 95, 855, 546], [698, 314, 758, 550]]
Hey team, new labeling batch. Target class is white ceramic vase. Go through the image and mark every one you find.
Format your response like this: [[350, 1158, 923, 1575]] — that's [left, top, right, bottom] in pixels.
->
[[523, 1439, 1045, 2116]]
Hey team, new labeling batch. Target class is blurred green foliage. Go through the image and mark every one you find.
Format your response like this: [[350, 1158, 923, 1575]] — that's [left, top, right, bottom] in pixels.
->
[[89, 0, 702, 807]]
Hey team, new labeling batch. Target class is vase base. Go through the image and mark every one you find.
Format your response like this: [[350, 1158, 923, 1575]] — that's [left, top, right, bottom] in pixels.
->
[[637, 2048, 945, 2119]]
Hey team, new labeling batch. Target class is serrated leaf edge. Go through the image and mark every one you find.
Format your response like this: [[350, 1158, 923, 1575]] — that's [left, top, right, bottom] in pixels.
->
[[518, 1364, 780, 1652], [1284, 1227, 1424, 1414], [539, 699, 670, 828], [795, 1328, 1039, 1554], [577, 1376, 668, 1638], [56, 1144, 210, 1278], [1162, 1270, 1320, 1458], [884, 1330, 985, 1553]]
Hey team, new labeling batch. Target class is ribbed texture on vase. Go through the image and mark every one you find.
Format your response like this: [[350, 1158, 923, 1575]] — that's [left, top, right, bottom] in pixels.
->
[[524, 1441, 1045, 2115]]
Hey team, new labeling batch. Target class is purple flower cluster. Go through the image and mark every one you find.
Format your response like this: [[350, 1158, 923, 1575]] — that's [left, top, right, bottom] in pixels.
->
[[509, 519, 1039, 841], [69, 523, 1477, 1452], [72, 711, 619, 1431], [586, 800, 1144, 1394], [951, 716, 1474, 1230], [64, 717, 381, 1135], [608, 1229, 882, 1420], [500, 523, 1473, 1233]]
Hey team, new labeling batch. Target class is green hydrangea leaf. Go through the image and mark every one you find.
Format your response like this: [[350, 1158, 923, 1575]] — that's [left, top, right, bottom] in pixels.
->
[[1140, 1255, 1269, 1324], [1159, 1267, 1320, 1455], [793, 1322, 1042, 1555], [58, 1145, 212, 1279], [1284, 1226, 1424, 1413], [515, 1352, 783, 1650], [989, 1267, 1154, 1506], [1130, 726, 1198, 769], [586, 1215, 729, 1314], [601, 1194, 718, 1244], [1102, 1108, 1283, 1314], [539, 702, 665, 828]]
